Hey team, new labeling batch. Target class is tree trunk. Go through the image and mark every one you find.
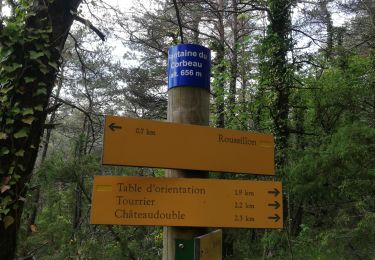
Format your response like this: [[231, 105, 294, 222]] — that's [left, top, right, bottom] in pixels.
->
[[26, 67, 63, 236], [369, 1, 375, 128], [190, 3, 203, 43], [0, 1, 82, 258], [267, 0, 292, 167], [41, 68, 64, 162], [228, 0, 239, 127], [320, 1, 333, 60], [214, 0, 226, 128], [260, 0, 292, 255]]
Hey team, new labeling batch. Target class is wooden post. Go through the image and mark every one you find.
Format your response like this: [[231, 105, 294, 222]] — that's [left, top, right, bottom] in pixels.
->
[[163, 43, 211, 260], [163, 86, 210, 260]]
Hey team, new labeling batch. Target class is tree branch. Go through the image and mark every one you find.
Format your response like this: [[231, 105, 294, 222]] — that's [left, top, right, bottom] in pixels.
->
[[292, 28, 325, 47], [289, 128, 318, 136], [74, 15, 106, 41], [172, 0, 184, 43]]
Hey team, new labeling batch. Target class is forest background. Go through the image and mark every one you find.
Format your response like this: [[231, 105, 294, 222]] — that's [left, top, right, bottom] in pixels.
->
[[0, 0, 374, 259]]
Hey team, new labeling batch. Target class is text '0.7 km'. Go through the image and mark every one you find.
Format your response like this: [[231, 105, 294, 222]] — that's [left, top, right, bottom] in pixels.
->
[[102, 116, 275, 175]]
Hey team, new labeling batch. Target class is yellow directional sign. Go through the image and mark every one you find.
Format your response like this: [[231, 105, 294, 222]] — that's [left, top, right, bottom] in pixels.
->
[[195, 230, 222, 260], [90, 176, 283, 228], [102, 116, 275, 175]]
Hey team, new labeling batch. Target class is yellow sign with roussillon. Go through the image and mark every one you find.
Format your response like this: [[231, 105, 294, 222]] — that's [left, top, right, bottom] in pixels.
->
[[102, 116, 275, 175]]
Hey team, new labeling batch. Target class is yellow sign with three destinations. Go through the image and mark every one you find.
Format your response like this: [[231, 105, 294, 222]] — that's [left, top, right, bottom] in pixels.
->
[[102, 116, 275, 175], [90, 176, 283, 229]]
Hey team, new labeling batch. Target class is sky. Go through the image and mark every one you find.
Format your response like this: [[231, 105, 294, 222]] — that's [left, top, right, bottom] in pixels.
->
[[1, 0, 355, 63]]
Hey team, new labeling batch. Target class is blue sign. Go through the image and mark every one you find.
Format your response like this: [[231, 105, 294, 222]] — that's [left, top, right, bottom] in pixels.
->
[[168, 44, 211, 90]]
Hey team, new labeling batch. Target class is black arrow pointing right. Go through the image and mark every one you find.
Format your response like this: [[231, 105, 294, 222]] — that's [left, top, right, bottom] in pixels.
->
[[109, 122, 122, 131], [268, 214, 280, 222], [268, 188, 280, 197], [268, 201, 280, 209]]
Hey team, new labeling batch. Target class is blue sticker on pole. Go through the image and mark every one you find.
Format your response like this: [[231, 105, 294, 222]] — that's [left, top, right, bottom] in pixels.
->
[[168, 44, 211, 90]]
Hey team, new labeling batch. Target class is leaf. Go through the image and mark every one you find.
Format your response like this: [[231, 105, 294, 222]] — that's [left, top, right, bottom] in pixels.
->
[[11, 106, 21, 114], [30, 224, 37, 233], [17, 164, 26, 172], [27, 11, 37, 17], [11, 174, 20, 181], [1, 185, 10, 193], [1, 195, 12, 206], [33, 88, 47, 96], [2, 176, 11, 185], [24, 77, 36, 83], [29, 51, 44, 60], [13, 128, 29, 139], [0, 132, 7, 139], [0, 147, 10, 156], [1, 209, 10, 216], [6, 118, 14, 125], [39, 66, 50, 75], [48, 61, 58, 70], [22, 108, 34, 116], [44, 50, 51, 59], [0, 86, 11, 94], [0, 48, 13, 61], [22, 116, 35, 125], [15, 149, 25, 157], [3, 216, 14, 229], [7, 167, 14, 175], [17, 86, 27, 94], [2, 63, 22, 73], [45, 26, 52, 33], [34, 105, 43, 112]]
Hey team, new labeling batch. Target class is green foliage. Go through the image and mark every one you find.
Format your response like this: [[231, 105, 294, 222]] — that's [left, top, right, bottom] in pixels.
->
[[288, 123, 375, 259], [305, 55, 373, 134], [4, 0, 374, 258], [18, 151, 163, 259], [0, 0, 59, 226], [211, 57, 231, 127]]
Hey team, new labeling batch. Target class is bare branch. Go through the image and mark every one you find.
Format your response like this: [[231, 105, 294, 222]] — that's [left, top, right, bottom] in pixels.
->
[[292, 28, 325, 47], [172, 0, 184, 43], [293, 59, 326, 69], [74, 15, 106, 41]]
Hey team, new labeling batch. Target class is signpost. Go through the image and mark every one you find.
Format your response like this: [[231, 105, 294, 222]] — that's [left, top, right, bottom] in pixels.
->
[[102, 116, 275, 175], [165, 44, 212, 260], [90, 176, 283, 229], [91, 43, 283, 260]]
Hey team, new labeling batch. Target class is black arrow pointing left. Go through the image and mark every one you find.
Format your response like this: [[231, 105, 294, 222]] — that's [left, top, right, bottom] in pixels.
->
[[109, 122, 122, 131], [268, 214, 281, 222]]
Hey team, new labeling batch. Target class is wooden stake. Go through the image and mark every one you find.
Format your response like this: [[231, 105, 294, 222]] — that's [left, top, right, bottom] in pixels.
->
[[163, 86, 210, 260]]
